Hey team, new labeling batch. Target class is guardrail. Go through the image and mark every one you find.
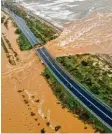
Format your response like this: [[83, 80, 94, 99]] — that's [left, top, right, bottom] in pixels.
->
[[43, 47, 112, 112], [36, 47, 112, 131]]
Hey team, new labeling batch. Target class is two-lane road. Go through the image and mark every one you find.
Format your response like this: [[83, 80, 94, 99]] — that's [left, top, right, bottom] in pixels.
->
[[36, 47, 112, 131], [2, 7, 112, 131], [3, 8, 41, 46]]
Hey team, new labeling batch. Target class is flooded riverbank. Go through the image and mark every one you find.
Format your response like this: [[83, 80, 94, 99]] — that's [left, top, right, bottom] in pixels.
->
[[21, 0, 112, 28], [1, 11, 94, 133]]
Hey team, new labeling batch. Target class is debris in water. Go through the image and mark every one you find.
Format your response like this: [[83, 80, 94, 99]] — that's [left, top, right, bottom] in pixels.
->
[[55, 125, 61, 131], [31, 112, 35, 116], [40, 128, 46, 133], [35, 99, 40, 103], [24, 99, 29, 104], [31, 95, 35, 99], [62, 105, 65, 109], [22, 95, 25, 98], [46, 122, 50, 126], [17, 89, 24, 93], [35, 118, 38, 121]]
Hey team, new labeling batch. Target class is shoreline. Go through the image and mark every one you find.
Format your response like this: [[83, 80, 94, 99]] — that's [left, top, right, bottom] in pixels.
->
[[16, 4, 63, 34]]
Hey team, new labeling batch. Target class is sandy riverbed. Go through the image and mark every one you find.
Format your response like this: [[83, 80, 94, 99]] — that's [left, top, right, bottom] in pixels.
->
[[1, 11, 94, 133]]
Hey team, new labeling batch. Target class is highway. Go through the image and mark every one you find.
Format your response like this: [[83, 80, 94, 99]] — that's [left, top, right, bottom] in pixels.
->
[[36, 47, 112, 130], [2, 6, 112, 131], [3, 8, 41, 46]]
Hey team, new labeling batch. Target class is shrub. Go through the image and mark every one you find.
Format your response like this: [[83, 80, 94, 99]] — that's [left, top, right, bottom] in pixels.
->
[[15, 28, 21, 34], [1, 16, 5, 23]]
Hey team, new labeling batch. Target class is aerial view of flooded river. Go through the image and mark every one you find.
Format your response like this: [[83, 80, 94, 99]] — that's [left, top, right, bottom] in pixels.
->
[[1, 11, 94, 133], [2, 0, 112, 133], [21, 0, 112, 28]]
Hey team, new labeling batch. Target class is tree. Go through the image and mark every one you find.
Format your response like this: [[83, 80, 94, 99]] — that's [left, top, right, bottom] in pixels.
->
[[81, 60, 88, 66], [90, 84, 100, 94]]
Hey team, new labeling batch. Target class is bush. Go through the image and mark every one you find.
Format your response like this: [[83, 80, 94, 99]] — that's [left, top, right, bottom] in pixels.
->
[[17, 32, 32, 50], [43, 67, 111, 133], [15, 28, 21, 34], [5, 3, 58, 43], [57, 54, 112, 108], [4, 19, 8, 29], [90, 84, 100, 94], [1, 16, 5, 23]]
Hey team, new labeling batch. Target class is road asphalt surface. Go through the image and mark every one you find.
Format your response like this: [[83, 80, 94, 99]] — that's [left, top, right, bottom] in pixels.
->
[[2, 6, 112, 131], [36, 47, 112, 131], [3, 7, 41, 46]]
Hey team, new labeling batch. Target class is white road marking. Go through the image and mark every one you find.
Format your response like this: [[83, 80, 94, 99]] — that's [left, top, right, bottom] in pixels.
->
[[11, 12, 37, 45], [40, 48, 112, 121]]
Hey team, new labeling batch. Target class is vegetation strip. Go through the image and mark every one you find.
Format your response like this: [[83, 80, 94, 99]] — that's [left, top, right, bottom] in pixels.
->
[[3, 3, 112, 133], [2, 9, 32, 51], [1, 38, 8, 53], [16, 28, 32, 51], [1, 15, 6, 23], [43, 67, 111, 133], [56, 54, 112, 108], [4, 3, 59, 43]]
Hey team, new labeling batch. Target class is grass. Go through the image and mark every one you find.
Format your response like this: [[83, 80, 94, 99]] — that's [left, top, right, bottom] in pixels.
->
[[1, 38, 8, 53], [1, 16, 5, 23], [2, 11, 31, 51], [3, 35, 12, 49], [56, 54, 112, 108], [2, 8, 32, 51], [15, 28, 21, 34], [24, 17, 57, 43], [17, 32, 32, 50], [15, 28, 32, 51], [43, 58, 112, 133], [4, 3, 58, 43], [2, 35, 20, 65], [4, 18, 9, 29]]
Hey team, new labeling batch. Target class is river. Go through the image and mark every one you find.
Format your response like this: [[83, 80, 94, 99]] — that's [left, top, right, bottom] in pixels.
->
[[15, 0, 112, 28]]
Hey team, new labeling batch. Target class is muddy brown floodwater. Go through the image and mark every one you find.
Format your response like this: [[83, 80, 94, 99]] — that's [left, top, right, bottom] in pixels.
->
[[46, 12, 112, 57], [1, 11, 94, 133]]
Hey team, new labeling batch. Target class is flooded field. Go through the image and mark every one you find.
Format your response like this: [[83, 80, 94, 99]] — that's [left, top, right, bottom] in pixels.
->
[[1, 12, 94, 133], [2, 1, 112, 132], [46, 11, 112, 57]]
